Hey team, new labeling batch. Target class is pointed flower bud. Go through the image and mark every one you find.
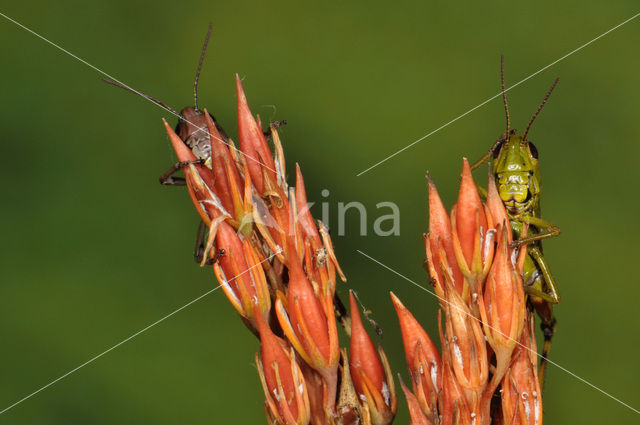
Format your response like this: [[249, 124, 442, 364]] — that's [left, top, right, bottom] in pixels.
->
[[299, 361, 328, 425], [213, 221, 271, 328], [236, 75, 276, 195], [426, 176, 465, 297], [202, 110, 250, 226], [275, 251, 339, 410], [501, 313, 543, 425], [440, 267, 488, 418], [451, 159, 495, 294], [336, 349, 368, 425], [454, 159, 488, 267], [478, 225, 526, 414], [295, 164, 346, 296], [399, 376, 432, 425], [255, 309, 310, 425], [439, 355, 474, 425], [390, 292, 440, 419], [479, 226, 526, 354], [349, 292, 396, 425]]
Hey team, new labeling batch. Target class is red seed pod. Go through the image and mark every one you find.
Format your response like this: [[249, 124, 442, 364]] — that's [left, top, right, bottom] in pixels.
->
[[390, 293, 440, 419], [255, 308, 310, 425], [294, 164, 346, 295], [450, 159, 495, 295], [349, 292, 396, 425], [478, 225, 526, 418], [454, 158, 488, 270], [275, 247, 339, 411], [213, 221, 270, 328], [236, 75, 277, 195], [399, 376, 432, 425], [501, 313, 543, 425], [426, 175, 465, 297]]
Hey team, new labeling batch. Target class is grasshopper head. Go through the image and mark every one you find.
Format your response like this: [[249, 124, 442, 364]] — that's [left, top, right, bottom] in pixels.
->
[[493, 133, 541, 215], [176, 107, 207, 140]]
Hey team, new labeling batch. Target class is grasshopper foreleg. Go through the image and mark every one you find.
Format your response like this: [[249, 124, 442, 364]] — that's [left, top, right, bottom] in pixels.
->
[[509, 216, 561, 248], [159, 159, 205, 186]]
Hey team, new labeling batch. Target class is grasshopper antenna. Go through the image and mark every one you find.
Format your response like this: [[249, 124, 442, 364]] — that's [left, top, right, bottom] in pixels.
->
[[102, 78, 182, 118], [470, 56, 511, 172], [193, 23, 213, 113], [501, 55, 510, 136], [523, 77, 560, 141]]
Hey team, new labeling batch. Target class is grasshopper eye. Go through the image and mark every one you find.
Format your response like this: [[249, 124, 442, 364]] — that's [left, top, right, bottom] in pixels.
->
[[528, 142, 539, 159], [492, 140, 505, 159]]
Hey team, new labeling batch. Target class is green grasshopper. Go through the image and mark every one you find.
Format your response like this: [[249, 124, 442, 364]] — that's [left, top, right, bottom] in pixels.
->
[[471, 57, 560, 387]]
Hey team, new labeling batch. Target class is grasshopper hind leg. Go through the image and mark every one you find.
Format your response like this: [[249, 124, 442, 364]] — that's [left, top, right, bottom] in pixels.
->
[[540, 314, 557, 390], [522, 247, 560, 391], [532, 300, 557, 391], [193, 220, 224, 266]]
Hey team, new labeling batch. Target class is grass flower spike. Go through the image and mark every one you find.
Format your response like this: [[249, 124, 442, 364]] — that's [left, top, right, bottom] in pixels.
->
[[155, 59, 547, 424], [394, 159, 541, 425], [161, 73, 356, 424]]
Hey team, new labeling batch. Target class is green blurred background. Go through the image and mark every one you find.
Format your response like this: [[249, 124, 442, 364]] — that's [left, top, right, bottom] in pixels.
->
[[1, 1, 639, 423]]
